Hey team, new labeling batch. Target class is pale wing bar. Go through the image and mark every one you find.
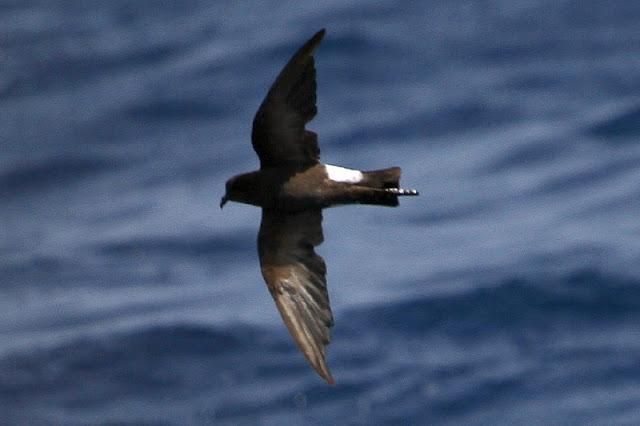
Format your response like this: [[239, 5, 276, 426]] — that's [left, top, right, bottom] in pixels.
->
[[258, 208, 334, 384]]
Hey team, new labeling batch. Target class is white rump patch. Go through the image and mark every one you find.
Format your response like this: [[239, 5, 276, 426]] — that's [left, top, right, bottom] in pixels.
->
[[325, 164, 363, 183]]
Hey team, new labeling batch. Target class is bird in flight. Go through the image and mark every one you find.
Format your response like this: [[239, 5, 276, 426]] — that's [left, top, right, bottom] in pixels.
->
[[221, 29, 418, 385]]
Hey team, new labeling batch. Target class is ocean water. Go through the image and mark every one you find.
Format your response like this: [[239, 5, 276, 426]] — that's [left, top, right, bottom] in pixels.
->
[[2, 0, 640, 424]]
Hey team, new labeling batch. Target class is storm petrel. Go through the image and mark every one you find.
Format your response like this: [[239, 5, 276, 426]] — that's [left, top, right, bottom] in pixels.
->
[[221, 29, 418, 384]]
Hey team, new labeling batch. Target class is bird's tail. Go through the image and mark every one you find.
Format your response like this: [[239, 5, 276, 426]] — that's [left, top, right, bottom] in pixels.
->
[[357, 167, 419, 207], [361, 166, 402, 189]]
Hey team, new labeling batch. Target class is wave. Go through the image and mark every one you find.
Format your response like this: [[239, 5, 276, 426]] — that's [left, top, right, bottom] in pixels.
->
[[124, 96, 228, 122], [588, 102, 640, 140], [346, 269, 640, 337], [335, 101, 521, 144], [2, 269, 639, 423], [4, 268, 637, 372], [0, 157, 118, 197], [484, 138, 569, 174], [97, 232, 253, 258], [531, 155, 640, 196]]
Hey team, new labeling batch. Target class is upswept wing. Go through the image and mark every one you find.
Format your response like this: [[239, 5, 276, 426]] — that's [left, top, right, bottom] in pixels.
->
[[258, 208, 334, 384], [251, 29, 325, 168]]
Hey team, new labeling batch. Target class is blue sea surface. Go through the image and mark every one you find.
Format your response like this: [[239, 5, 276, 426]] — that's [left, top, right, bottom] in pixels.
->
[[2, 1, 640, 424]]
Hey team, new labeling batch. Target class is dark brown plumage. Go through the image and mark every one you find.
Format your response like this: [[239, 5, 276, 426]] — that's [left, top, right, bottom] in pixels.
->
[[251, 29, 323, 169], [221, 29, 418, 385]]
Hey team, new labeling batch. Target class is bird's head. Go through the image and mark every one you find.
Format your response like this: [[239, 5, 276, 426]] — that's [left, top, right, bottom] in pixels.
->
[[220, 172, 260, 209]]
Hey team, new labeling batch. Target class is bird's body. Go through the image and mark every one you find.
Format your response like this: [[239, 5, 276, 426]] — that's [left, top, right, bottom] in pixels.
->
[[221, 29, 418, 385], [224, 163, 413, 211]]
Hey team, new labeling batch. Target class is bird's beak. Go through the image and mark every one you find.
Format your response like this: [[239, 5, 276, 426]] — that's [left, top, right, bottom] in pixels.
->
[[220, 194, 228, 209]]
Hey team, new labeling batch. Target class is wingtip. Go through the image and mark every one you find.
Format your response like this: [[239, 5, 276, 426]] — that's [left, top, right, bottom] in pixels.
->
[[284, 28, 325, 66], [319, 367, 335, 386], [307, 28, 326, 49], [310, 354, 335, 386]]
